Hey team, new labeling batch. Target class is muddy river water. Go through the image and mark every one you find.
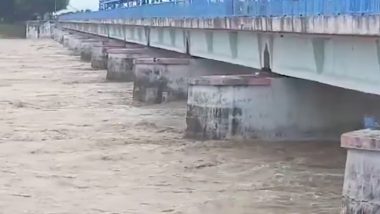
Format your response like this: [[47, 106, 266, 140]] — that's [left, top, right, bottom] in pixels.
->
[[0, 39, 345, 213]]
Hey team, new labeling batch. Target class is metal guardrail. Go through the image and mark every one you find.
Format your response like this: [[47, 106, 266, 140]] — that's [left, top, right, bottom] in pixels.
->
[[237, 0, 380, 16], [63, 0, 233, 20], [60, 0, 380, 20]]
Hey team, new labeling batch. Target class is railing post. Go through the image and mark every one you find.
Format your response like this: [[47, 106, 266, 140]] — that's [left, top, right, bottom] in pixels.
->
[[226, 0, 234, 16]]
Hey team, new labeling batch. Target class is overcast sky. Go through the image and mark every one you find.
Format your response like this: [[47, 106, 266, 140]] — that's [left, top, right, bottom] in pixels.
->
[[68, 0, 99, 11]]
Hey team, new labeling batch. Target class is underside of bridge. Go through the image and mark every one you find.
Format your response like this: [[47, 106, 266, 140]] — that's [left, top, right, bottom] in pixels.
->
[[60, 19, 380, 95]]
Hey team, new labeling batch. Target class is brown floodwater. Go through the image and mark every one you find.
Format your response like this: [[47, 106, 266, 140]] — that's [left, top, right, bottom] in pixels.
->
[[0, 39, 346, 214]]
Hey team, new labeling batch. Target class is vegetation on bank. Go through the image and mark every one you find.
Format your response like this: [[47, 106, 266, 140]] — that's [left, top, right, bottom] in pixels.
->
[[0, 0, 69, 22], [0, 0, 69, 38]]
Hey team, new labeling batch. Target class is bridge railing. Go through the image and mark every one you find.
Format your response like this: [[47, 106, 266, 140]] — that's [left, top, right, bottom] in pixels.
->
[[62, 0, 234, 20], [60, 0, 380, 21], [236, 0, 380, 16]]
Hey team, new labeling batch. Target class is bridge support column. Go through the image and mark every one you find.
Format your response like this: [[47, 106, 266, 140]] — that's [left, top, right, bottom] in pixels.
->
[[186, 74, 380, 141], [132, 58, 253, 104], [106, 48, 148, 81], [26, 21, 54, 39], [133, 58, 191, 104], [78, 38, 120, 62], [70, 38, 103, 57], [79, 40, 104, 62], [53, 28, 67, 44], [90, 43, 126, 70], [62, 34, 95, 55], [68, 36, 87, 54], [341, 130, 380, 214], [106, 46, 197, 82], [62, 33, 73, 47]]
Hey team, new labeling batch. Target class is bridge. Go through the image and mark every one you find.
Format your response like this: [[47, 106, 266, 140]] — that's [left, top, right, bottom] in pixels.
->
[[46, 2, 380, 212], [58, 0, 380, 95]]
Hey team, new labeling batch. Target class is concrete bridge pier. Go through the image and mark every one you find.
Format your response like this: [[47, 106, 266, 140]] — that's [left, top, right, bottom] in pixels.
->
[[53, 28, 67, 44], [185, 74, 380, 141], [66, 35, 97, 55], [133, 58, 254, 104], [341, 130, 380, 214], [106, 46, 192, 82], [78, 37, 125, 62], [79, 38, 117, 62], [90, 42, 127, 70], [133, 58, 192, 104], [60, 30, 106, 55], [73, 38, 106, 56], [79, 40, 104, 62], [62, 33, 87, 54], [106, 48, 149, 81], [62, 33, 72, 47], [26, 21, 54, 39]]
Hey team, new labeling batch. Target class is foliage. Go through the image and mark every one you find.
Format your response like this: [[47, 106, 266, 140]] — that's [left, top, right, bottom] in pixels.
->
[[0, 0, 69, 21]]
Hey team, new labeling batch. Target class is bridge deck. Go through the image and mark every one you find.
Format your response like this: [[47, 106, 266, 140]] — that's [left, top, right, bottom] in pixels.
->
[[58, 0, 380, 95]]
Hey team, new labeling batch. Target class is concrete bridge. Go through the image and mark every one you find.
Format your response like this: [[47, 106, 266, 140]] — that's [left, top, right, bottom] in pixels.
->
[[25, 1, 380, 212], [59, 0, 380, 94]]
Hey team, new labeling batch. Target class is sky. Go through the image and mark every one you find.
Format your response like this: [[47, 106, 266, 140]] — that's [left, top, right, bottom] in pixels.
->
[[67, 0, 99, 11]]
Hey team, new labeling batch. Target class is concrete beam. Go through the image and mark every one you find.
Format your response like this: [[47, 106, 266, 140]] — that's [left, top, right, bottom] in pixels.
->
[[60, 22, 380, 95], [59, 14, 380, 37], [150, 27, 186, 53]]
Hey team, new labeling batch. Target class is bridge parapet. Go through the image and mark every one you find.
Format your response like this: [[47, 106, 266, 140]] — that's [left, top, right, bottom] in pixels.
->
[[60, 0, 380, 36], [57, 1, 380, 95], [63, 0, 380, 20]]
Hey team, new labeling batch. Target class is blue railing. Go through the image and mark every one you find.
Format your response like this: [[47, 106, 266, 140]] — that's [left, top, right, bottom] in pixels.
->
[[240, 0, 380, 16], [60, 0, 380, 21], [99, 0, 127, 10]]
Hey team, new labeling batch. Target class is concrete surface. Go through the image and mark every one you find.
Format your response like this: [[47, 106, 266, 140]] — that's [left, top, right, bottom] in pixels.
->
[[105, 43, 242, 84], [341, 130, 380, 214], [133, 58, 191, 104], [59, 14, 380, 36], [186, 74, 380, 141], [106, 47, 146, 81], [52, 28, 67, 43], [26, 21, 54, 39], [67, 36, 95, 55], [91, 43, 126, 70], [133, 57, 255, 104], [79, 40, 104, 62], [58, 17, 380, 96]]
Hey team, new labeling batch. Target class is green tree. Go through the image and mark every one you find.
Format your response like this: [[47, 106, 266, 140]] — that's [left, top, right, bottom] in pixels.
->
[[0, 0, 69, 21], [0, 0, 15, 22]]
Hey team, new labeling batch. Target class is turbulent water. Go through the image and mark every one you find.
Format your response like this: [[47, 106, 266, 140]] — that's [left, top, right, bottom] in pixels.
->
[[0, 39, 346, 213]]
